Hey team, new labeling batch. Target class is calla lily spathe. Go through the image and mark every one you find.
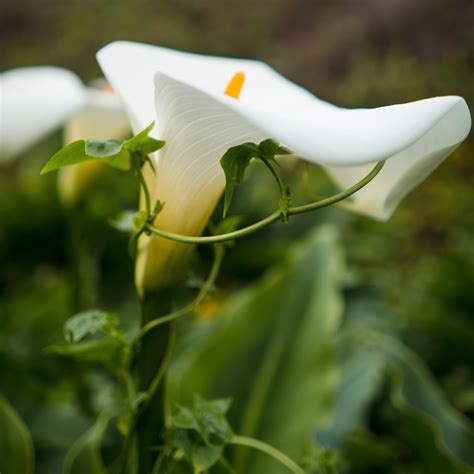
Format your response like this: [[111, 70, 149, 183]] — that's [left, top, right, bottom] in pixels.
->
[[58, 82, 131, 206], [97, 41, 471, 291], [0, 67, 84, 162]]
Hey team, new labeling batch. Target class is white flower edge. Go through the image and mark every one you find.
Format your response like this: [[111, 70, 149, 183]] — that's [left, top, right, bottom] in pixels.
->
[[0, 66, 84, 162], [97, 41, 471, 221]]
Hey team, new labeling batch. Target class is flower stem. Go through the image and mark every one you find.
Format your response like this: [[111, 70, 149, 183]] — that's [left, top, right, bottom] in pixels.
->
[[136, 289, 175, 474], [145, 160, 384, 245], [133, 153, 151, 216], [230, 435, 305, 474]]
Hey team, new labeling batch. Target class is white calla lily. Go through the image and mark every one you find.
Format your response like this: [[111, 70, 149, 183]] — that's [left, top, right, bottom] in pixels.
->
[[0, 67, 84, 162], [97, 41, 471, 291], [58, 83, 131, 206]]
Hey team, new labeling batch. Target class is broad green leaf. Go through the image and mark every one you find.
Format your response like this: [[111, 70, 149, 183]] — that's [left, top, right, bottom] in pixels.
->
[[379, 334, 474, 470], [396, 411, 470, 474], [172, 226, 345, 473], [41, 139, 132, 174], [63, 310, 119, 343], [123, 122, 165, 155], [317, 343, 385, 448], [0, 394, 34, 474], [220, 143, 260, 217], [331, 328, 474, 472], [63, 411, 113, 474]]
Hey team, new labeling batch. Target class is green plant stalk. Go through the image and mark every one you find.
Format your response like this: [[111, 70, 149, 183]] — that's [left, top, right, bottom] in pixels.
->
[[136, 289, 175, 474], [65, 202, 97, 418], [144, 160, 385, 245]]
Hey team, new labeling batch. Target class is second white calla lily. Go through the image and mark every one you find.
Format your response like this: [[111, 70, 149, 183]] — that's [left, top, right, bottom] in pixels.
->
[[97, 41, 471, 292], [0, 67, 84, 162]]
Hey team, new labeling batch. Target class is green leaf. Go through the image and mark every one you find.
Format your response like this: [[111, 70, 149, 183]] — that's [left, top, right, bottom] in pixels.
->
[[219, 139, 291, 217], [41, 123, 165, 175], [41, 139, 132, 174], [172, 226, 345, 473], [300, 441, 341, 474], [171, 396, 233, 447], [85, 139, 123, 157], [153, 200, 165, 216], [131, 210, 149, 234], [193, 445, 222, 470], [0, 394, 34, 474], [46, 310, 128, 373], [63, 310, 119, 343], [167, 396, 233, 472], [258, 139, 291, 158], [379, 334, 474, 470], [220, 143, 260, 217], [209, 216, 243, 236], [46, 336, 127, 373], [317, 334, 386, 448], [123, 122, 166, 155], [330, 328, 474, 472]]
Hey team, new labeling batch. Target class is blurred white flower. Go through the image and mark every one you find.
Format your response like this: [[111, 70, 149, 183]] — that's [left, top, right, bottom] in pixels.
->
[[0, 67, 84, 162], [97, 41, 471, 291], [58, 81, 130, 206]]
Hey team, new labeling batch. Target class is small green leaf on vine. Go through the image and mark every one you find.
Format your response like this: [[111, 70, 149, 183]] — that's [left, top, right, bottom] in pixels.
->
[[220, 143, 260, 217], [220, 139, 292, 217], [163, 396, 233, 472], [41, 122, 165, 174], [131, 210, 149, 234]]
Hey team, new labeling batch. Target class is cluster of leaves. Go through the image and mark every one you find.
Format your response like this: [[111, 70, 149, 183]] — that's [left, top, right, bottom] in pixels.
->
[[46, 310, 130, 375], [160, 397, 234, 472]]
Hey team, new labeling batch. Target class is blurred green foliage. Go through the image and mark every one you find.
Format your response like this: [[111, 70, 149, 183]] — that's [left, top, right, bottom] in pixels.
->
[[0, 0, 473, 472]]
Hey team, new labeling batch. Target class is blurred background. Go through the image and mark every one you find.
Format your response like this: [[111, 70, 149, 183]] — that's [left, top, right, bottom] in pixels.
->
[[0, 0, 473, 473]]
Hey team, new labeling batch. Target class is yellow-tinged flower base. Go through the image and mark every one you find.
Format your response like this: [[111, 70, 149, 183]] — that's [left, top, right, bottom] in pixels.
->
[[135, 163, 223, 294]]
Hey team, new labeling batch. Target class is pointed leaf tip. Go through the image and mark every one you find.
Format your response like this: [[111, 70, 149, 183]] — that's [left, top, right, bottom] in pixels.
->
[[220, 143, 260, 217]]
